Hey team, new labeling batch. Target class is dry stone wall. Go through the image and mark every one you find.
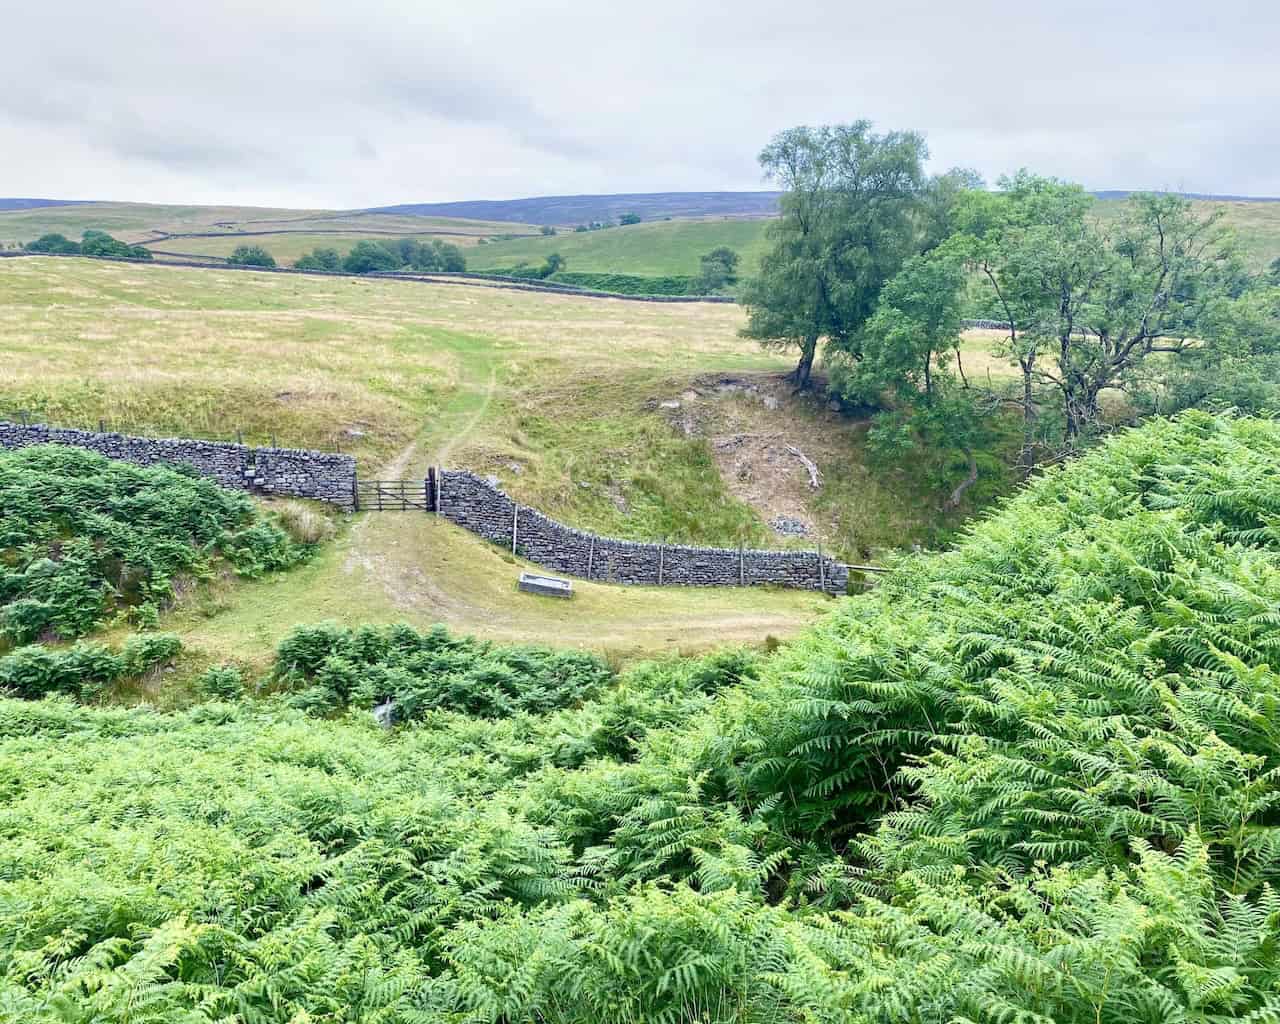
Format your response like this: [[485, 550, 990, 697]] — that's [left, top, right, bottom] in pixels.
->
[[0, 421, 356, 508], [438, 470, 848, 593]]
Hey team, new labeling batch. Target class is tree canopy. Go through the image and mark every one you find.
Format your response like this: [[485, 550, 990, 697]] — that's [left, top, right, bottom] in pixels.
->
[[739, 122, 931, 388]]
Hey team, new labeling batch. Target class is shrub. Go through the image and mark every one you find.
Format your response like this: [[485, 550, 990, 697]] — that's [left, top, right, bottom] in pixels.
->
[[195, 663, 244, 700], [79, 230, 152, 260], [227, 245, 276, 268], [24, 233, 81, 255], [0, 445, 311, 642], [342, 240, 400, 274], [275, 621, 613, 719], [0, 633, 178, 700], [293, 247, 341, 271], [273, 501, 336, 546]]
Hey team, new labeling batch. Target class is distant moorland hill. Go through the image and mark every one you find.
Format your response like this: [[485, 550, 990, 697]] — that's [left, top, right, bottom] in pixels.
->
[[0, 198, 94, 211], [368, 191, 786, 224]]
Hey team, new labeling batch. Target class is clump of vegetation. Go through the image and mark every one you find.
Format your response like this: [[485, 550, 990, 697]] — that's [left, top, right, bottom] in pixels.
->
[[194, 662, 244, 700], [0, 445, 313, 645], [275, 620, 613, 718], [549, 270, 702, 295], [23, 232, 82, 254], [335, 237, 467, 275], [273, 499, 336, 546], [292, 245, 341, 271], [697, 245, 739, 291], [0, 632, 180, 701], [25, 229, 152, 260], [79, 230, 153, 260], [226, 244, 276, 268]]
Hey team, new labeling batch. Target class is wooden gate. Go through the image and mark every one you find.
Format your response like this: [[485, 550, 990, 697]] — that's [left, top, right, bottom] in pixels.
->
[[354, 478, 433, 511]]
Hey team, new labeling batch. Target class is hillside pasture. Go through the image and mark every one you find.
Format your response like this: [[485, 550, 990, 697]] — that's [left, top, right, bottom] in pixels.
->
[[150, 231, 492, 264], [472, 217, 773, 278], [0, 200, 534, 250]]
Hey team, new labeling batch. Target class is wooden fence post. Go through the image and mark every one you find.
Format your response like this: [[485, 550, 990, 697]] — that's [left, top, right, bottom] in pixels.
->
[[739, 543, 745, 586], [658, 542, 665, 586], [352, 478, 360, 512], [587, 536, 595, 580], [435, 468, 443, 514], [817, 540, 825, 593]]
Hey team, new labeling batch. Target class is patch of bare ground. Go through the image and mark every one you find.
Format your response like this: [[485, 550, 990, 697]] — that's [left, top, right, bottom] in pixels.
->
[[653, 372, 861, 547]]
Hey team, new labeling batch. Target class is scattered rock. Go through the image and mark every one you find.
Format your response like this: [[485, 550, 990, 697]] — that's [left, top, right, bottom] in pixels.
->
[[680, 390, 699, 401], [659, 399, 681, 409], [342, 427, 367, 438], [578, 480, 591, 489], [606, 485, 629, 513], [485, 475, 500, 488], [770, 516, 811, 537], [505, 461, 524, 475], [763, 395, 779, 411], [828, 399, 842, 412]]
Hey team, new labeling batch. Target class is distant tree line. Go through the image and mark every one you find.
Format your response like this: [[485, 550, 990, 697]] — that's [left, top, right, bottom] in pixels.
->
[[25, 231, 152, 260]]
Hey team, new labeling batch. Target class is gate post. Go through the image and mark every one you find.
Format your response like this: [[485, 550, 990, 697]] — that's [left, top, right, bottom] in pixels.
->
[[512, 504, 519, 554]]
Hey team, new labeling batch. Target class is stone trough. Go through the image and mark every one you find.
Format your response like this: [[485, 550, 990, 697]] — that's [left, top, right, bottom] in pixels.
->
[[518, 572, 574, 598]]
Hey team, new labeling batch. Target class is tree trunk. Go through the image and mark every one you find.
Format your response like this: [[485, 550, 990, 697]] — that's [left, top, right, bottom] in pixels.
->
[[945, 447, 979, 510], [1018, 359, 1036, 477], [792, 337, 818, 390]]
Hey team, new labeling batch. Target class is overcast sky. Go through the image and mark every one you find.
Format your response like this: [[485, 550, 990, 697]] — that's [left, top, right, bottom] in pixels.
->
[[4, 0, 1277, 209]]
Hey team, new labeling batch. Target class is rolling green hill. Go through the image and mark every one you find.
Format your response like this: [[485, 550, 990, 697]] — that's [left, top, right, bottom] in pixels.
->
[[472, 196, 1280, 281], [472, 217, 773, 278]]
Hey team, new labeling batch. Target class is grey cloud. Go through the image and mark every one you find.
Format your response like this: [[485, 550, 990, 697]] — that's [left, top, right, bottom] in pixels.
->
[[1, 0, 1276, 206]]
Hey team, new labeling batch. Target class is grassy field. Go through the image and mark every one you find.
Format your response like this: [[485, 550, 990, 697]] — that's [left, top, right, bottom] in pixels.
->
[[431, 217, 772, 278]]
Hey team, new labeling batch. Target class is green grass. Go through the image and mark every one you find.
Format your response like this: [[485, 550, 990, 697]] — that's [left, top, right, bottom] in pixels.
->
[[149, 231, 489, 264], [1090, 196, 1280, 270], [471, 217, 773, 279]]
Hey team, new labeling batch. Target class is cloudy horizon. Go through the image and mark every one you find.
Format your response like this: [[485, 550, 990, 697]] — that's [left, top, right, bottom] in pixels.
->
[[4, 0, 1278, 209]]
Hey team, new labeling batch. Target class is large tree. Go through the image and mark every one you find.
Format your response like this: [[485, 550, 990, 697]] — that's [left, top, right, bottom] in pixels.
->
[[954, 176, 1244, 467], [739, 122, 929, 389]]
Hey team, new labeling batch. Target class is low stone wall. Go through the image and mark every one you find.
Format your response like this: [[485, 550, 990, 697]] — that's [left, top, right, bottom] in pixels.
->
[[437, 470, 848, 593], [0, 421, 356, 508], [6, 253, 734, 304]]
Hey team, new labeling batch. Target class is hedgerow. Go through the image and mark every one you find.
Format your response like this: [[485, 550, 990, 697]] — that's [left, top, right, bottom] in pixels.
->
[[3, 412, 1280, 1021], [0, 445, 313, 644]]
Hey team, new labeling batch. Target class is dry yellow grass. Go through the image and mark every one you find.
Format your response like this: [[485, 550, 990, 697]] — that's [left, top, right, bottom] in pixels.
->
[[0, 257, 771, 468]]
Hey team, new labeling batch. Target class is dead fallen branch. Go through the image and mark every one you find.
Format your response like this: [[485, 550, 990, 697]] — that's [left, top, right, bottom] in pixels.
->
[[786, 445, 822, 490]]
